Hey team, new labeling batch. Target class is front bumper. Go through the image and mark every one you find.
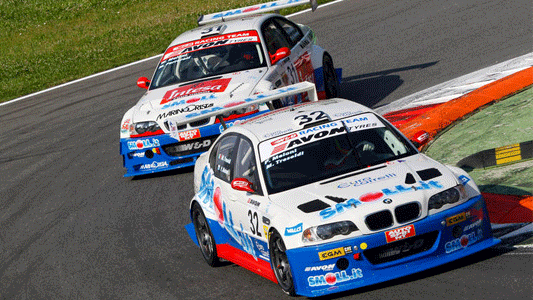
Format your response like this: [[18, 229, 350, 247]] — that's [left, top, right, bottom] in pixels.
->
[[287, 195, 500, 297], [120, 111, 264, 177]]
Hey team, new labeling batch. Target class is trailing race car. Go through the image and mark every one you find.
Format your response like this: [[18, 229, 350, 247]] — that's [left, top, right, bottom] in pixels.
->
[[119, 0, 341, 177], [183, 82, 500, 297]]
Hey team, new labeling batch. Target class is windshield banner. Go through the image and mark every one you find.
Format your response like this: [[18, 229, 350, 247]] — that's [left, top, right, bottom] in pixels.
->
[[162, 30, 260, 62]]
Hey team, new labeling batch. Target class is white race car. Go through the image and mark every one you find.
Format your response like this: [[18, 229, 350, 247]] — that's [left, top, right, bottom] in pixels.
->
[[183, 82, 500, 297], [119, 0, 341, 177]]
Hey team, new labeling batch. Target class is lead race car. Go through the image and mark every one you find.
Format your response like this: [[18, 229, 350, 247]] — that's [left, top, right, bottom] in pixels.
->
[[180, 82, 500, 297], [119, 0, 341, 177]]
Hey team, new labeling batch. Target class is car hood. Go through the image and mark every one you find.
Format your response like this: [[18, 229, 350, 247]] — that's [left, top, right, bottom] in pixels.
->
[[267, 154, 461, 234], [130, 68, 268, 127]]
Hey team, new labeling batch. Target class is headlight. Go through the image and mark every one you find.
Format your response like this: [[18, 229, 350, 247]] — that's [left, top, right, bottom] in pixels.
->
[[428, 185, 467, 210], [130, 121, 162, 137], [302, 221, 358, 243]]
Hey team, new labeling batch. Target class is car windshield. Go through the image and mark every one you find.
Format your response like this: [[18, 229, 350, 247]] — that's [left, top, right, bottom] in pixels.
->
[[258, 113, 418, 194], [150, 30, 267, 90]]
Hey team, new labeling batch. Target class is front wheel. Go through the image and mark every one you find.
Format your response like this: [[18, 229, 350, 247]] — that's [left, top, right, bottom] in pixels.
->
[[269, 230, 296, 296], [323, 54, 339, 98], [192, 203, 219, 267]]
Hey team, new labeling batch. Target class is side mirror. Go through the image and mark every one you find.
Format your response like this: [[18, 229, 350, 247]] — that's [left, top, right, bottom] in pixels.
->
[[411, 130, 430, 148], [231, 178, 255, 193], [137, 77, 150, 89], [270, 47, 291, 65]]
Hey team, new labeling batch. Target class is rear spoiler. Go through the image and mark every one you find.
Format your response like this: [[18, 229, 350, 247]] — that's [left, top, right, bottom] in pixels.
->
[[167, 81, 318, 137], [198, 0, 318, 26]]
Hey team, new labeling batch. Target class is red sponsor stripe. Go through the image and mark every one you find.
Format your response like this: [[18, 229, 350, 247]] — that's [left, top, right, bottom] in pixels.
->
[[217, 244, 277, 283]]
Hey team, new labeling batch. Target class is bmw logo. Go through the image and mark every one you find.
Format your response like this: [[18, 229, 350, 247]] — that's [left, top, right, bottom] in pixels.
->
[[383, 198, 393, 204]]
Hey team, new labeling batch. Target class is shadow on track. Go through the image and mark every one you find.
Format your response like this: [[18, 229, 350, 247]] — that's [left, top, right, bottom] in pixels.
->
[[340, 61, 439, 108]]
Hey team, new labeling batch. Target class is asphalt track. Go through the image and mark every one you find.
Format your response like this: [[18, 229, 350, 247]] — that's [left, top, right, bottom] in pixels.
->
[[1, 0, 532, 299]]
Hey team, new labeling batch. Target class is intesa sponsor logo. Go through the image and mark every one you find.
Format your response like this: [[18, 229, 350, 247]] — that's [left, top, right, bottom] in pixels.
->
[[160, 78, 231, 105]]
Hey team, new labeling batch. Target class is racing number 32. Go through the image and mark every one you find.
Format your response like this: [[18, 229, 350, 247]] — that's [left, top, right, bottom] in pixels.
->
[[248, 210, 262, 237], [294, 111, 328, 126]]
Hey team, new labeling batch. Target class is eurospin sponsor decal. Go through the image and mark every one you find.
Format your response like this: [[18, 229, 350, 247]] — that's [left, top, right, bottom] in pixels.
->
[[127, 138, 160, 150], [160, 78, 231, 105], [320, 181, 444, 220], [162, 30, 260, 62], [284, 223, 303, 236], [208, 0, 310, 19], [308, 268, 363, 287]]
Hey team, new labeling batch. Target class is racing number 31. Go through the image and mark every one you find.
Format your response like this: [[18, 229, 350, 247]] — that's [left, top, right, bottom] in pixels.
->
[[248, 210, 262, 237]]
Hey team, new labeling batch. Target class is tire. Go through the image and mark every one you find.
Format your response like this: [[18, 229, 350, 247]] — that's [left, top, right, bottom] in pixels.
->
[[323, 54, 339, 98], [269, 229, 296, 296], [192, 203, 219, 267]]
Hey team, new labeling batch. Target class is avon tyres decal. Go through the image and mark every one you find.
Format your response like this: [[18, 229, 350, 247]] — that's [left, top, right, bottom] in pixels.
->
[[162, 30, 260, 62], [308, 268, 363, 287], [320, 181, 444, 220], [259, 122, 346, 159], [160, 78, 231, 105], [341, 113, 385, 133]]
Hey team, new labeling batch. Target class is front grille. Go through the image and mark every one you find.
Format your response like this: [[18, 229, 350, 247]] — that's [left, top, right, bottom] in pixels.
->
[[365, 210, 393, 231], [163, 118, 210, 131], [162, 136, 218, 157], [395, 202, 421, 223], [364, 231, 438, 264]]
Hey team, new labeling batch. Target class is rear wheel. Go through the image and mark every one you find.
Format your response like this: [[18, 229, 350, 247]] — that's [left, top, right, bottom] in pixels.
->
[[269, 230, 296, 296], [323, 54, 339, 98], [192, 203, 219, 267]]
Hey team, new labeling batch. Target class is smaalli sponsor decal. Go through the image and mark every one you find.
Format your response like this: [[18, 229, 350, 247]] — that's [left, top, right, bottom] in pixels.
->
[[127, 138, 160, 150], [308, 268, 363, 287], [445, 228, 483, 254], [320, 181, 444, 220]]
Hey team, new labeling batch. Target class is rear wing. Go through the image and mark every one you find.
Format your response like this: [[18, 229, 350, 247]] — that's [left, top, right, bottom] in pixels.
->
[[167, 81, 318, 136], [198, 0, 318, 26]]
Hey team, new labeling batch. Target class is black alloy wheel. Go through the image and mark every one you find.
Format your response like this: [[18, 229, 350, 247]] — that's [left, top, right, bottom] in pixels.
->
[[192, 203, 219, 267], [269, 230, 296, 296]]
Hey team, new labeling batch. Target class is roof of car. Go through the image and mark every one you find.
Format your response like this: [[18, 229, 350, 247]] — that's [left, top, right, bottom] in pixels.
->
[[168, 14, 276, 48], [234, 99, 376, 142]]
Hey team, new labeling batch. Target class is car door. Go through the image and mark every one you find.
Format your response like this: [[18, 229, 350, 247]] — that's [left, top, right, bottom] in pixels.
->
[[228, 136, 271, 260], [261, 17, 312, 105]]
